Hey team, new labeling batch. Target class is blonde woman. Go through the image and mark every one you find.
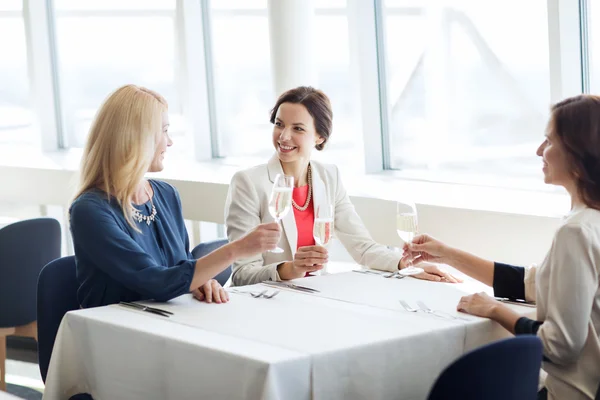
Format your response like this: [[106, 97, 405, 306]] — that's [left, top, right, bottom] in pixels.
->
[[70, 85, 280, 308]]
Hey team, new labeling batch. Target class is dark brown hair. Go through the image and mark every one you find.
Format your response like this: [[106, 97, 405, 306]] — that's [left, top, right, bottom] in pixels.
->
[[551, 94, 600, 209], [270, 86, 333, 151]]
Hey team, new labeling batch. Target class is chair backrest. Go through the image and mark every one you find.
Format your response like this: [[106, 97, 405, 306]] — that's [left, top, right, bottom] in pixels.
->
[[191, 239, 231, 286], [0, 218, 61, 327], [427, 336, 543, 400], [37, 256, 79, 383]]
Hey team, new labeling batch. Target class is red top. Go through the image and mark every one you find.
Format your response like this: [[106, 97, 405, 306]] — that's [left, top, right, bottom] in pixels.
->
[[293, 185, 315, 277], [292, 185, 315, 249]]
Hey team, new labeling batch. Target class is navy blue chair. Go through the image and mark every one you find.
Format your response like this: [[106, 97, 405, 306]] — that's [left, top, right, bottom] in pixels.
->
[[37, 256, 79, 383], [0, 218, 61, 390], [427, 336, 543, 400], [191, 239, 232, 286]]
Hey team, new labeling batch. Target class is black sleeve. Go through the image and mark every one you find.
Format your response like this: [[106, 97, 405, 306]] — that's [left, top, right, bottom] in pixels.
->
[[493, 262, 526, 300], [515, 317, 551, 362], [515, 317, 543, 334]]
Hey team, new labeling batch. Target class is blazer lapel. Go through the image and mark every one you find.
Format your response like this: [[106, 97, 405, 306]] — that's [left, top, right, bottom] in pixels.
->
[[267, 154, 298, 254], [267, 154, 281, 184], [310, 162, 330, 220]]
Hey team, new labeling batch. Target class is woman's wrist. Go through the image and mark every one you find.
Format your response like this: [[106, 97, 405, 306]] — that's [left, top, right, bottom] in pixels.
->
[[277, 261, 293, 280], [444, 245, 461, 266]]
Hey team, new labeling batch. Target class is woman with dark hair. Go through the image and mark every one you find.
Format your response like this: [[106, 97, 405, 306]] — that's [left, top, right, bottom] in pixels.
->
[[406, 95, 600, 400], [224, 86, 459, 286]]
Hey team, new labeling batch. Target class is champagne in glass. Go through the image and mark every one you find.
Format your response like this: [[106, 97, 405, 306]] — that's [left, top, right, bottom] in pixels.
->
[[268, 174, 294, 253], [396, 202, 423, 276], [396, 213, 417, 244], [313, 204, 334, 275]]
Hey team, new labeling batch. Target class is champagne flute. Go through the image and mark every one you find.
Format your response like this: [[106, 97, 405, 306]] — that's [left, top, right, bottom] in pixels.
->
[[396, 201, 424, 276], [313, 204, 334, 275], [268, 174, 294, 253]]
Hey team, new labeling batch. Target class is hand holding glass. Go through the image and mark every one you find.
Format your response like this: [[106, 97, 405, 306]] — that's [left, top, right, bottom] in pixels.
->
[[268, 174, 294, 253], [396, 201, 423, 276]]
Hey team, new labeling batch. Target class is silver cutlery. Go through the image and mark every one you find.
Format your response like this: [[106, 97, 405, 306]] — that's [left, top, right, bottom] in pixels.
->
[[230, 289, 280, 299], [262, 290, 280, 299], [262, 281, 320, 293], [353, 269, 384, 276], [250, 290, 268, 298], [399, 299, 418, 312], [417, 301, 435, 314], [119, 302, 172, 317], [354, 269, 406, 279], [416, 301, 468, 320]]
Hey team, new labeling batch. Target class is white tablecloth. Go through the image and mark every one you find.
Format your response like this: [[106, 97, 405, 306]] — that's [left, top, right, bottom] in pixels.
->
[[43, 266, 535, 400]]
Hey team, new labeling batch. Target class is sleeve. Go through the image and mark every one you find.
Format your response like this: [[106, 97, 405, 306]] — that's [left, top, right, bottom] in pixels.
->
[[493, 262, 526, 300], [171, 185, 193, 258], [493, 262, 538, 302], [536, 223, 598, 365], [70, 197, 195, 302], [332, 166, 401, 272], [515, 317, 544, 334], [224, 171, 282, 285], [515, 317, 551, 362]]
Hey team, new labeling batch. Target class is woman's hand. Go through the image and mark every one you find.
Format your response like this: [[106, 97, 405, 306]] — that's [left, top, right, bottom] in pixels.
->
[[456, 292, 500, 318], [234, 222, 281, 258], [277, 245, 328, 280], [411, 262, 463, 283], [404, 234, 454, 265], [192, 279, 229, 304]]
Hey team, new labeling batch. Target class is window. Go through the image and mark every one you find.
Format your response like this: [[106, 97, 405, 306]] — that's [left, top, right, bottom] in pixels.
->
[[53, 0, 189, 154], [589, 0, 600, 94], [0, 1, 35, 147], [212, 0, 364, 173], [313, 0, 364, 174], [382, 0, 550, 188], [210, 0, 274, 161]]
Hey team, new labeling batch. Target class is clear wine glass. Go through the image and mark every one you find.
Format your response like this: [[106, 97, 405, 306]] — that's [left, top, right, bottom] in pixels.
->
[[313, 204, 334, 274], [396, 201, 424, 276], [268, 174, 294, 253]]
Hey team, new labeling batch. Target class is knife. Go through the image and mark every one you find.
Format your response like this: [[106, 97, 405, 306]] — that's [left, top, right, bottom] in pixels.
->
[[119, 301, 173, 316], [262, 281, 320, 293]]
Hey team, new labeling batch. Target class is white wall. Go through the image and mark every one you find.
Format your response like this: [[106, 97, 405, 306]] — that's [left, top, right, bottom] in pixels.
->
[[0, 164, 561, 266]]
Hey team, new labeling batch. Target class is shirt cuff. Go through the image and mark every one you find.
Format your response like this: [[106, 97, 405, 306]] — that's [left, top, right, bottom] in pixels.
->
[[271, 263, 284, 282], [493, 262, 526, 300], [515, 316, 543, 335]]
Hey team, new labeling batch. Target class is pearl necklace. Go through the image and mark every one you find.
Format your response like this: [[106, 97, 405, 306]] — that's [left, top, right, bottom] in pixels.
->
[[291, 165, 312, 212], [132, 183, 157, 225]]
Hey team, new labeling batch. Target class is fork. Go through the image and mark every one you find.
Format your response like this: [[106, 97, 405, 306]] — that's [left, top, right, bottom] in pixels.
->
[[417, 301, 435, 314], [384, 271, 400, 278], [416, 301, 466, 320], [262, 290, 280, 299], [250, 290, 268, 298], [399, 299, 418, 312]]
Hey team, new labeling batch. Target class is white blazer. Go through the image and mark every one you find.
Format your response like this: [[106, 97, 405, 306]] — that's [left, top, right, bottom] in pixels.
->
[[224, 154, 401, 286]]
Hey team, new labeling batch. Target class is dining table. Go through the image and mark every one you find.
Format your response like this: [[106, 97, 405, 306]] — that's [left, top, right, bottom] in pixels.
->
[[42, 262, 536, 400]]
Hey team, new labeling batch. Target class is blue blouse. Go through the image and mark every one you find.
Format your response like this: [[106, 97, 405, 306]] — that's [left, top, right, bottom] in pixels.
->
[[70, 180, 195, 308]]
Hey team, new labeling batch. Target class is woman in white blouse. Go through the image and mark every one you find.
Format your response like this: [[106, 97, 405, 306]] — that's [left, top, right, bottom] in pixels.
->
[[225, 86, 459, 286], [407, 94, 600, 400]]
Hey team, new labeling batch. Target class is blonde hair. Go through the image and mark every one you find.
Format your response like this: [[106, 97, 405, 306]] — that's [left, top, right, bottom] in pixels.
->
[[73, 84, 168, 230]]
